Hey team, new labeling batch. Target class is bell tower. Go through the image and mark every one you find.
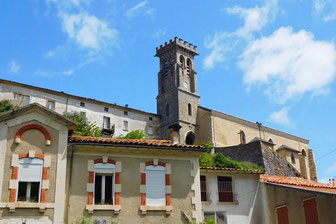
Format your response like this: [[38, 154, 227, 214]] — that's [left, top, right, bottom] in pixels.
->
[[155, 37, 200, 144]]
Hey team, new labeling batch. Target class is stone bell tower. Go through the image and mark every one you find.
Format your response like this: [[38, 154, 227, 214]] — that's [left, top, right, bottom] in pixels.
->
[[155, 37, 200, 144]]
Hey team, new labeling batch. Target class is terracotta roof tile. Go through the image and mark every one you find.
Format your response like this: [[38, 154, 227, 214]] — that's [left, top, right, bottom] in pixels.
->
[[200, 166, 264, 174], [260, 174, 336, 194], [69, 136, 206, 150]]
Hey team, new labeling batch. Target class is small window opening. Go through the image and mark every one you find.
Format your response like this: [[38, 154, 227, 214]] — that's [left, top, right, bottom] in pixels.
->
[[291, 153, 296, 164], [166, 104, 169, 117], [302, 149, 307, 156], [269, 138, 273, 144], [239, 130, 246, 144], [186, 59, 191, 76], [80, 102, 85, 107], [180, 55, 185, 67], [149, 117, 153, 121], [124, 111, 128, 115], [186, 132, 195, 145], [104, 107, 109, 112], [188, 103, 192, 116]]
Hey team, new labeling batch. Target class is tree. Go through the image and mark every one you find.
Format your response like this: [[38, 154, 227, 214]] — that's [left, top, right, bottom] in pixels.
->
[[64, 112, 102, 137], [0, 100, 17, 113], [117, 129, 147, 139]]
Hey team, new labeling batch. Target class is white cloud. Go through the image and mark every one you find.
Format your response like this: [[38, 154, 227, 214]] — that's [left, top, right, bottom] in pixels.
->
[[45, 50, 56, 58], [126, 0, 148, 19], [239, 27, 336, 103], [324, 161, 336, 175], [268, 107, 292, 126], [204, 0, 278, 69], [226, 0, 278, 38], [63, 69, 74, 75], [152, 29, 166, 39], [59, 13, 118, 51], [313, 0, 336, 21], [35, 68, 75, 77], [8, 61, 21, 74]]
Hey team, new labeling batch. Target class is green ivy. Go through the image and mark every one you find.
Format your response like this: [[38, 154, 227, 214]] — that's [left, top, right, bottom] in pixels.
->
[[64, 112, 102, 137]]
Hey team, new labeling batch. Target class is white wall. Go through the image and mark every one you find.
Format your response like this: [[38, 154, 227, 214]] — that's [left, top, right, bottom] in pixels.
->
[[201, 172, 261, 224], [0, 83, 160, 139]]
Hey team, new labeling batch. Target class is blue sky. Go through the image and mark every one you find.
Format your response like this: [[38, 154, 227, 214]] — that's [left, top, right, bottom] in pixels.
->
[[1, 0, 336, 183]]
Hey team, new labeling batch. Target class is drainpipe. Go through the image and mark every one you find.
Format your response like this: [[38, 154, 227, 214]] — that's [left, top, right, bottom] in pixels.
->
[[65, 144, 76, 222]]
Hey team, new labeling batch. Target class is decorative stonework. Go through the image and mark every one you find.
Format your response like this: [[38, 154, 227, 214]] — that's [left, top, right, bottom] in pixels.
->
[[15, 124, 51, 146], [9, 152, 50, 212], [86, 157, 121, 214], [139, 160, 172, 215]]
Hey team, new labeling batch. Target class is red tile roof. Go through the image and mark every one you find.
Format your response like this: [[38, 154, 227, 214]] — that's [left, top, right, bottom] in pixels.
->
[[69, 136, 206, 150], [200, 166, 264, 174], [260, 174, 336, 194]]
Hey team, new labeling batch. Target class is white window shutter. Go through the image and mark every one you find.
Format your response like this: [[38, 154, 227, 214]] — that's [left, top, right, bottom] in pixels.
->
[[19, 158, 43, 182], [146, 166, 165, 206], [94, 163, 115, 174]]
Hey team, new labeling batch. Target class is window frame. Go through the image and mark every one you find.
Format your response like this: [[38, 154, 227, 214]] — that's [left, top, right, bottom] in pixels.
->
[[122, 120, 128, 131], [290, 153, 296, 164], [46, 99, 56, 111], [217, 176, 235, 203], [93, 163, 115, 205], [103, 116, 111, 129]]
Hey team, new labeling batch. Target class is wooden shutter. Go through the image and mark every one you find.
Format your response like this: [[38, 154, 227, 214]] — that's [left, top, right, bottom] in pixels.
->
[[200, 175, 207, 201], [19, 158, 43, 182], [277, 206, 289, 224], [304, 198, 319, 224], [146, 165, 166, 206]]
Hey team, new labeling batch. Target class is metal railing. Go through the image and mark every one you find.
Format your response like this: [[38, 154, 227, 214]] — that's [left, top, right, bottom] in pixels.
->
[[218, 181, 237, 202]]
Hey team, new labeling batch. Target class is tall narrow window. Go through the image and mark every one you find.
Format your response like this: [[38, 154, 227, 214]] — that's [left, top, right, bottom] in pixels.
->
[[218, 176, 233, 202], [276, 206, 289, 224], [303, 198, 319, 224], [269, 138, 273, 144], [302, 149, 307, 156], [179, 55, 185, 67], [291, 153, 296, 164], [123, 120, 128, 131], [239, 131, 246, 144], [186, 59, 191, 76], [146, 165, 166, 206], [200, 175, 207, 201], [103, 116, 110, 129], [13, 93, 20, 100], [22, 95, 30, 104], [17, 158, 43, 202], [166, 104, 169, 117], [47, 99, 55, 111], [94, 163, 115, 205], [188, 103, 192, 116]]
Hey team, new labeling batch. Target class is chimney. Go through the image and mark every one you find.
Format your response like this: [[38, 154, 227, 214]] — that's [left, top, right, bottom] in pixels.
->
[[329, 179, 332, 185], [332, 178, 335, 186]]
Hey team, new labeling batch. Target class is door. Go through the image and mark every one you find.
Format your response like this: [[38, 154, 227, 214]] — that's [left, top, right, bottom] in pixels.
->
[[303, 198, 319, 224], [277, 206, 289, 224]]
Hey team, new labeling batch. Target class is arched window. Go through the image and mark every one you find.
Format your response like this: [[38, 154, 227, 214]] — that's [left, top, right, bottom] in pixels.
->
[[291, 153, 296, 164], [186, 132, 196, 145], [302, 149, 306, 156], [166, 104, 169, 117], [188, 103, 192, 116], [239, 130, 246, 144], [179, 55, 185, 67], [186, 59, 191, 75], [17, 158, 43, 202], [268, 138, 273, 144], [94, 163, 115, 205]]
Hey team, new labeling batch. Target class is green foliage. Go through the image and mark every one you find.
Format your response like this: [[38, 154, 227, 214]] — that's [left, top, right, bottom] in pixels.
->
[[0, 100, 17, 113], [117, 129, 147, 139], [74, 217, 94, 224], [64, 112, 102, 137], [186, 218, 216, 224], [196, 141, 213, 152], [199, 152, 264, 171]]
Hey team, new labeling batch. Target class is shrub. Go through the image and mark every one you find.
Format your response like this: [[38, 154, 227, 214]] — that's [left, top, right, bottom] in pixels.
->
[[199, 153, 214, 167], [64, 112, 102, 137], [0, 100, 17, 113], [117, 129, 147, 139]]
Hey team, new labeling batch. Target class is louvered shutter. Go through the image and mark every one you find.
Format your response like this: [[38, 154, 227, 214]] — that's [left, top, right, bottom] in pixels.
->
[[146, 165, 165, 206], [19, 158, 43, 182], [94, 163, 115, 174]]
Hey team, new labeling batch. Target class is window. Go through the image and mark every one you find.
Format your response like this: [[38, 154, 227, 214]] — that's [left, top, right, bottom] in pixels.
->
[[17, 158, 43, 202], [239, 130, 246, 144], [276, 205, 289, 224], [104, 107, 109, 112], [303, 198, 319, 224], [186, 132, 196, 145], [22, 95, 30, 104], [200, 175, 207, 201], [188, 103, 192, 116], [146, 165, 166, 206], [269, 138, 273, 144], [166, 104, 169, 117], [291, 153, 296, 164], [80, 102, 85, 107], [149, 117, 153, 121], [103, 116, 110, 129], [123, 120, 128, 131], [124, 111, 128, 116], [148, 126, 154, 135], [204, 212, 227, 224], [218, 176, 233, 202], [47, 99, 55, 111], [94, 163, 115, 205], [302, 149, 307, 156], [186, 59, 191, 75], [179, 55, 185, 67], [13, 93, 20, 100]]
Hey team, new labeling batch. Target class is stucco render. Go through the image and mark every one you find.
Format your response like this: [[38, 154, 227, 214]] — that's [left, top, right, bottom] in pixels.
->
[[66, 146, 203, 224]]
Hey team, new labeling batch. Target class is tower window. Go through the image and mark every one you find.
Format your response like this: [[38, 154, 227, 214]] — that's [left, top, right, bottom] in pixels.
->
[[166, 104, 169, 117], [302, 149, 306, 156], [291, 153, 296, 164], [268, 138, 273, 144], [186, 59, 191, 75], [186, 132, 195, 145], [179, 55, 185, 67], [188, 103, 192, 116]]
